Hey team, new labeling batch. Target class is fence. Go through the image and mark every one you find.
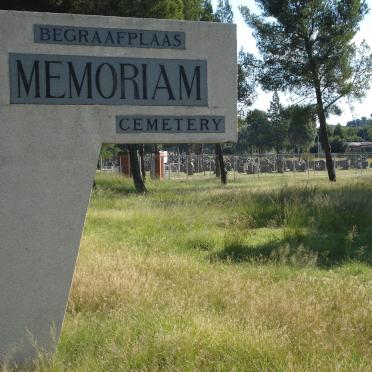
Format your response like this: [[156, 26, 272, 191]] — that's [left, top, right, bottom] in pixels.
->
[[98, 152, 372, 180]]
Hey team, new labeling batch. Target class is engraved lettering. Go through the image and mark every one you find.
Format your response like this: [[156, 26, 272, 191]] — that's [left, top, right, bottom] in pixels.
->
[[120, 64, 139, 99], [179, 65, 201, 100], [152, 65, 175, 100], [119, 118, 130, 131], [16, 60, 40, 98], [146, 118, 158, 131], [45, 61, 65, 98], [95, 63, 117, 99], [68, 62, 92, 98]]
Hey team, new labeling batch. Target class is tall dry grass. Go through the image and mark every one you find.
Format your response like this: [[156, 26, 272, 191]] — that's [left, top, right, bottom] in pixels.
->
[[3, 173, 372, 371]]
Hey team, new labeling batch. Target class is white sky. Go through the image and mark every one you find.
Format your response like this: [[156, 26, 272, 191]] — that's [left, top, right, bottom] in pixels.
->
[[212, 0, 372, 125]]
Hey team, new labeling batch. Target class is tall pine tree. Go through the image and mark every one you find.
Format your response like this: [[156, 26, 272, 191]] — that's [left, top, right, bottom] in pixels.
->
[[286, 105, 316, 153], [268, 91, 288, 153], [240, 0, 372, 181], [214, 0, 233, 23], [200, 0, 214, 21]]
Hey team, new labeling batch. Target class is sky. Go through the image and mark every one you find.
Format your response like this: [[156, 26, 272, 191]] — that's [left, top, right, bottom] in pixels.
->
[[212, 0, 372, 125]]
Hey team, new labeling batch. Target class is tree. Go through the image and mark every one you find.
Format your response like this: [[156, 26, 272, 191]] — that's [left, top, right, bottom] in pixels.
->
[[286, 105, 316, 153], [357, 127, 368, 140], [0, 0, 185, 18], [128, 145, 147, 193], [138, 144, 146, 181], [238, 49, 257, 114], [126, 144, 146, 192], [100, 144, 121, 159], [0, 0, 55, 11], [214, 0, 233, 23], [244, 109, 273, 153], [330, 136, 347, 153], [211, 0, 233, 184], [200, 0, 214, 21], [268, 91, 288, 153], [215, 144, 227, 184], [345, 126, 359, 140], [234, 118, 248, 153], [333, 124, 344, 138], [240, 0, 372, 181], [182, 0, 203, 20], [64, 0, 184, 19]]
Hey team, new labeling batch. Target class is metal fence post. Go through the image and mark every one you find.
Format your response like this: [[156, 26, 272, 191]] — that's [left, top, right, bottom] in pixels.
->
[[307, 154, 310, 179], [233, 156, 236, 182]]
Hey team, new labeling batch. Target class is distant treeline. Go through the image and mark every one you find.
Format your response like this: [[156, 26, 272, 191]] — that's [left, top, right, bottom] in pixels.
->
[[346, 117, 372, 128], [234, 111, 372, 155]]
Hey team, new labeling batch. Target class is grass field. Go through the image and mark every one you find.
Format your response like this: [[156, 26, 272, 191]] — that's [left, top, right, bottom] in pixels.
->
[[7, 173, 372, 371]]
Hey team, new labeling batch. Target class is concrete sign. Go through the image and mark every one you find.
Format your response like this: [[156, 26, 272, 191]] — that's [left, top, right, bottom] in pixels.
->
[[0, 10, 236, 363]]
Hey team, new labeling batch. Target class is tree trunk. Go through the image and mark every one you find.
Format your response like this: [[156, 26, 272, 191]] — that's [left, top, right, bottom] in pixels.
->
[[304, 39, 336, 182], [139, 144, 146, 181], [128, 145, 147, 193], [215, 144, 227, 184], [315, 87, 336, 181], [215, 151, 221, 177]]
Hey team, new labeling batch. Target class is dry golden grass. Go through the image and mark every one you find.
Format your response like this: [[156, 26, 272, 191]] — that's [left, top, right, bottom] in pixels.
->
[[64, 240, 372, 370]]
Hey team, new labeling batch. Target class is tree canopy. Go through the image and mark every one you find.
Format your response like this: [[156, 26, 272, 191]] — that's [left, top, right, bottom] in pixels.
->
[[242, 109, 273, 153], [1, 0, 185, 19], [268, 91, 288, 152], [240, 0, 372, 181], [214, 0, 233, 23], [286, 105, 316, 152]]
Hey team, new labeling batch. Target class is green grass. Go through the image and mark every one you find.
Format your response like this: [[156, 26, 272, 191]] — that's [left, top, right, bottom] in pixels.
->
[[5, 173, 372, 371]]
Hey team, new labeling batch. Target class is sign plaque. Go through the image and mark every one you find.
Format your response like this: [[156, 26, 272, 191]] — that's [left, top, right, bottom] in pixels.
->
[[34, 24, 186, 49], [0, 10, 237, 363], [10, 53, 207, 106]]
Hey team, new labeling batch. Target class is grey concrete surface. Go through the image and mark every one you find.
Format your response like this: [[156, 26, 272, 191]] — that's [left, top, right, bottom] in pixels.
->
[[0, 10, 236, 363]]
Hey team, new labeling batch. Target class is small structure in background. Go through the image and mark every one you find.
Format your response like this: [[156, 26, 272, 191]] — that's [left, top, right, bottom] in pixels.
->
[[118, 151, 131, 177], [346, 142, 372, 153], [118, 150, 168, 180], [151, 151, 168, 180]]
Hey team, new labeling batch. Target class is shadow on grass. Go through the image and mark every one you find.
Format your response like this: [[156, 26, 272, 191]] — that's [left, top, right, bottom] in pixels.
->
[[213, 231, 372, 267], [94, 173, 372, 267], [212, 182, 372, 267], [94, 175, 227, 196], [94, 176, 140, 195]]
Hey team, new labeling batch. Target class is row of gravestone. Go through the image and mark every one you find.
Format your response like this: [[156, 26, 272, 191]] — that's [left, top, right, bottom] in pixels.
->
[[144, 155, 370, 175]]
